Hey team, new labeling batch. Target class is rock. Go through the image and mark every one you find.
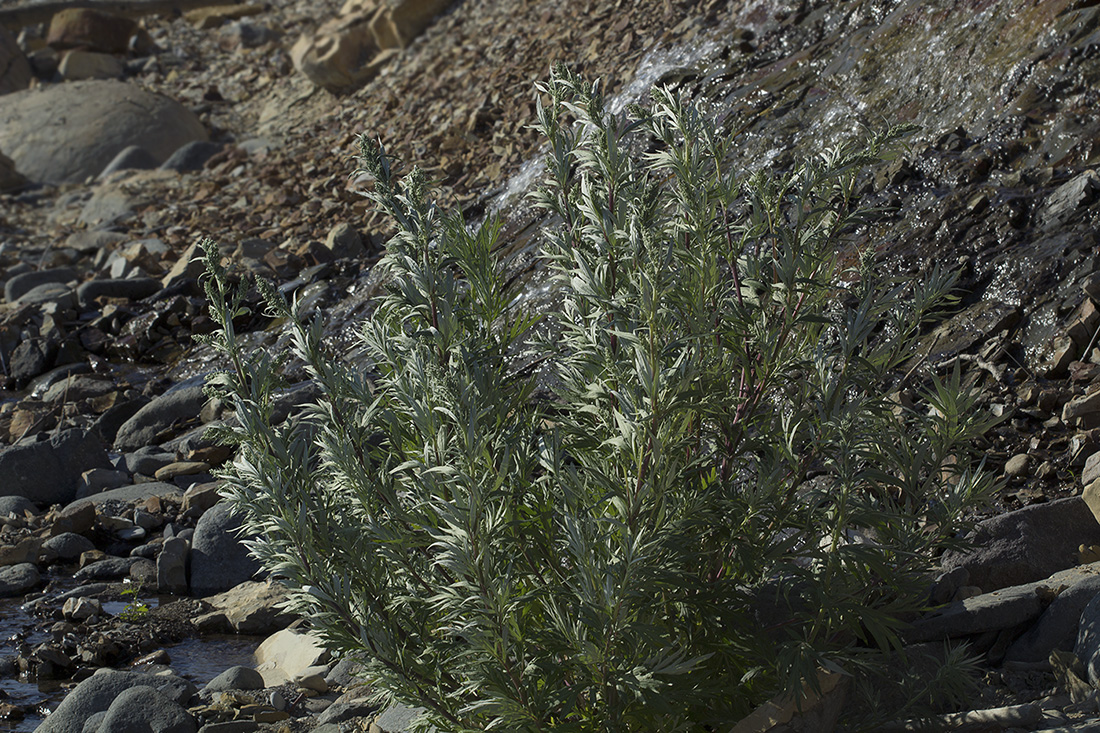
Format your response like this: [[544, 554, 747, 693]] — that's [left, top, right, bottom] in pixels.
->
[[126, 447, 177, 477], [1077, 591, 1100, 687], [75, 468, 130, 500], [1006, 568, 1100, 664], [155, 461, 211, 482], [254, 628, 330, 687], [8, 339, 50, 383], [193, 580, 293, 634], [50, 502, 97, 536], [939, 497, 1100, 593], [15, 282, 76, 309], [296, 665, 329, 693], [1004, 453, 1029, 478], [0, 26, 31, 96], [156, 536, 189, 595], [160, 240, 206, 290], [159, 141, 222, 173], [317, 700, 379, 725], [4, 267, 79, 303], [325, 656, 365, 689], [58, 50, 124, 81], [65, 482, 182, 512], [44, 376, 119, 404], [63, 596, 102, 621], [97, 145, 159, 180], [77, 278, 162, 309], [0, 537, 40, 566], [906, 582, 1047, 643], [219, 20, 280, 49], [43, 532, 96, 561], [370, 0, 450, 50], [0, 80, 208, 185], [0, 563, 39, 597], [204, 666, 265, 693], [114, 383, 208, 451], [97, 684, 197, 733], [47, 9, 140, 54], [0, 429, 111, 506], [370, 704, 432, 733], [291, 12, 380, 93], [183, 3, 264, 29], [0, 496, 36, 518], [75, 556, 138, 581], [324, 222, 365, 258], [36, 670, 195, 733], [1084, 452, 1100, 489], [0, 149, 25, 191], [1044, 169, 1100, 226], [189, 502, 261, 597], [1064, 390, 1100, 427]]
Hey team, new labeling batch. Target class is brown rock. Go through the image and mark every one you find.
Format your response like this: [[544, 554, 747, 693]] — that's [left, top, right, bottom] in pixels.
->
[[291, 12, 379, 93], [181, 481, 222, 517], [371, 0, 450, 50], [47, 9, 139, 54], [49, 502, 96, 537], [184, 3, 264, 29], [0, 26, 32, 96], [0, 537, 40, 567], [0, 150, 25, 192], [155, 461, 211, 481]]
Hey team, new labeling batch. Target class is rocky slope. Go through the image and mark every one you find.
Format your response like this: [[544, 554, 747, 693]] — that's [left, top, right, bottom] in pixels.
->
[[0, 0, 1099, 731]]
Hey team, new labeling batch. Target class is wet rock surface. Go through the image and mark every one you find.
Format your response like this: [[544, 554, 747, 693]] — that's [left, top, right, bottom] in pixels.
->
[[0, 0, 1098, 730]]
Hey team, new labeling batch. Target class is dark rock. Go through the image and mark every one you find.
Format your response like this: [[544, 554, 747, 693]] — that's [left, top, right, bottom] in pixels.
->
[[317, 700, 381, 725], [156, 536, 188, 595], [64, 481, 181, 512], [92, 397, 150, 445], [8, 339, 52, 384], [159, 141, 221, 173], [97, 145, 158, 180], [98, 685, 196, 733], [77, 278, 162, 309], [0, 495, 37, 517], [0, 563, 40, 597], [1007, 572, 1100, 664], [37, 670, 195, 733], [125, 446, 177, 476], [75, 557, 139, 581], [114, 384, 208, 452], [51, 502, 96, 536], [43, 532, 96, 561], [325, 656, 365, 689], [203, 666, 265, 692], [4, 267, 79, 303], [1077, 591, 1100, 687], [189, 503, 260, 597], [15, 283, 76, 308], [0, 429, 111, 506], [940, 498, 1100, 593]]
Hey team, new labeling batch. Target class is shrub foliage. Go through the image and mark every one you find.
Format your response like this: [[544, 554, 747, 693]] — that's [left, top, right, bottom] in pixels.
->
[[202, 66, 994, 730]]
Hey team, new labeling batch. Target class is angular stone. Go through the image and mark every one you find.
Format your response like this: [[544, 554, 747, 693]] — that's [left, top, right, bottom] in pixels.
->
[[291, 12, 379, 93], [156, 536, 189, 596], [324, 222, 364, 258], [1065, 390, 1100, 425], [1007, 567, 1100, 664], [114, 383, 208, 451], [194, 580, 293, 634], [47, 9, 139, 54], [63, 596, 102, 621], [254, 628, 330, 687], [0, 536, 40, 566], [0, 429, 111, 506], [58, 50, 124, 81], [0, 26, 32, 96], [50, 502, 96, 536], [370, 0, 449, 49], [189, 502, 260, 597], [0, 149, 25, 191]]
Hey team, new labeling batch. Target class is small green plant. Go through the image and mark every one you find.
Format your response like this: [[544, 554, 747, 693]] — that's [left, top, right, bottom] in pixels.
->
[[119, 583, 150, 622], [202, 66, 994, 731]]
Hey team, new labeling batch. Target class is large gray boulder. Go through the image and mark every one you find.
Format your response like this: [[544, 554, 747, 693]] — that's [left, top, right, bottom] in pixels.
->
[[0, 563, 40, 597], [36, 670, 196, 733], [939, 497, 1100, 593], [114, 384, 208, 452], [0, 429, 111, 506], [98, 685, 196, 733], [189, 502, 260, 597], [0, 80, 207, 185]]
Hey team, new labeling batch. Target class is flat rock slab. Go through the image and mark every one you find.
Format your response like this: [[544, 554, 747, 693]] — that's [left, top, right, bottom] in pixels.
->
[[940, 497, 1100, 593], [908, 583, 1047, 643], [64, 481, 182, 513], [114, 383, 208, 452], [0, 80, 207, 185]]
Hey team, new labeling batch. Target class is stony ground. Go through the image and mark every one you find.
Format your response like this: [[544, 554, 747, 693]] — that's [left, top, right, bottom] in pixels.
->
[[1, 0, 1100, 731]]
